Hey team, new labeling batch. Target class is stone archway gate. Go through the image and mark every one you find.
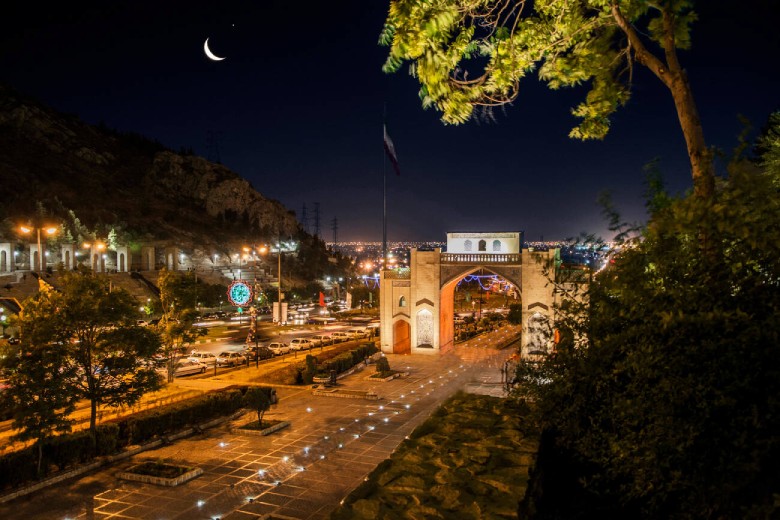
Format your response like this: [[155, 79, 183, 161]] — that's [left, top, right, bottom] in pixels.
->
[[379, 232, 559, 356]]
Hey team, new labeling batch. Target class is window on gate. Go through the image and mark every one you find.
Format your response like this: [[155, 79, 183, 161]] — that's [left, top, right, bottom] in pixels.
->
[[493, 240, 501, 251], [478, 240, 487, 251], [399, 296, 407, 307], [464, 240, 472, 251]]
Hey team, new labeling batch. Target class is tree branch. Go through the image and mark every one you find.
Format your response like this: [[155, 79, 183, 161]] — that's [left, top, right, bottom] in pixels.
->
[[610, 3, 671, 89]]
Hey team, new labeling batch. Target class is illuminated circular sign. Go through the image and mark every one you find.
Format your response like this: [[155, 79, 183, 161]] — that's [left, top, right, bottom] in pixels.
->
[[227, 281, 253, 307]]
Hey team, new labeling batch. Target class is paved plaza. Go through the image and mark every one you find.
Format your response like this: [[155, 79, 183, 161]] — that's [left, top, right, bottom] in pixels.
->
[[0, 330, 518, 520]]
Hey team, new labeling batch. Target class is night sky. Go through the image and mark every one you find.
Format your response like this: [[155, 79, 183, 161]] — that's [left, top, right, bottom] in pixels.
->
[[1, 1, 777, 242]]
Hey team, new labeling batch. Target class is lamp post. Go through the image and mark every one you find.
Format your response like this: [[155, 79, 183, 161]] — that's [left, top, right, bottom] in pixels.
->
[[260, 241, 297, 326], [20, 225, 58, 272]]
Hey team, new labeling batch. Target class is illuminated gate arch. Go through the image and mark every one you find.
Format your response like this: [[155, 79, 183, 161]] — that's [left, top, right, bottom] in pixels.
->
[[379, 232, 558, 355]]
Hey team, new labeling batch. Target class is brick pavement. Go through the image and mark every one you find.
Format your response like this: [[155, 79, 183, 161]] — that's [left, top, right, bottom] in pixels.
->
[[0, 328, 519, 520]]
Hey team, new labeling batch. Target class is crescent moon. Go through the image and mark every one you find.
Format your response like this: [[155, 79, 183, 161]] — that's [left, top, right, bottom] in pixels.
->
[[203, 38, 226, 61]]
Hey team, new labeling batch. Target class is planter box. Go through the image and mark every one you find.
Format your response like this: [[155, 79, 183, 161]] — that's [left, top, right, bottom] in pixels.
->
[[312, 388, 379, 400], [118, 463, 203, 487], [364, 371, 407, 382], [234, 420, 290, 437]]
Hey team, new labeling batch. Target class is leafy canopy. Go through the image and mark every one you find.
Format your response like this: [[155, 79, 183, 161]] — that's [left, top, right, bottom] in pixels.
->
[[516, 114, 780, 517], [381, 0, 696, 139]]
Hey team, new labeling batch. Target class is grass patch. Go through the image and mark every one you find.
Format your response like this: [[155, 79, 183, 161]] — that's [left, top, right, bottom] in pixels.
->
[[330, 392, 537, 520]]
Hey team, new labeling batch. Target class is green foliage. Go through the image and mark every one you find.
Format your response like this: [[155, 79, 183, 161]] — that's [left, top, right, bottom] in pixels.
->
[[242, 386, 274, 424], [381, 0, 695, 139], [14, 271, 162, 441], [6, 291, 79, 474], [302, 354, 318, 384], [375, 356, 391, 374], [506, 303, 523, 325], [518, 133, 780, 517], [157, 269, 207, 382]]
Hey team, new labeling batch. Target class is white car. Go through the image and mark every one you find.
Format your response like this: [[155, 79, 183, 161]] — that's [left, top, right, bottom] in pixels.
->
[[330, 332, 351, 343], [290, 338, 314, 351], [216, 351, 247, 367], [267, 342, 292, 356], [310, 334, 332, 346], [188, 352, 217, 366], [347, 328, 369, 339], [158, 360, 207, 378]]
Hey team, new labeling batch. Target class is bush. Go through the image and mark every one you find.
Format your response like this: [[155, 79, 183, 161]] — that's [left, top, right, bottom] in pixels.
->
[[375, 356, 391, 374]]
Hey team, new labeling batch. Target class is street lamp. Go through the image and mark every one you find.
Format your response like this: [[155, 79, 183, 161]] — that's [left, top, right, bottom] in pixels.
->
[[260, 241, 297, 326], [20, 225, 58, 271]]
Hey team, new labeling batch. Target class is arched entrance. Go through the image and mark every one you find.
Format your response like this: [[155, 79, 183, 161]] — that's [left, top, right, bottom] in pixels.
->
[[393, 320, 410, 354], [439, 267, 521, 351]]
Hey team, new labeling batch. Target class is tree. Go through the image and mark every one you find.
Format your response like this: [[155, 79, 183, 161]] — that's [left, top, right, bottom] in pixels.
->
[[5, 290, 78, 475], [157, 269, 207, 383], [381, 0, 713, 199], [242, 387, 272, 426], [517, 116, 780, 517], [56, 270, 162, 438], [506, 303, 522, 325]]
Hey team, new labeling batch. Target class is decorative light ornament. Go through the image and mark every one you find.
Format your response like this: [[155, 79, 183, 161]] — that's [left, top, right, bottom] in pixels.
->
[[227, 281, 253, 306]]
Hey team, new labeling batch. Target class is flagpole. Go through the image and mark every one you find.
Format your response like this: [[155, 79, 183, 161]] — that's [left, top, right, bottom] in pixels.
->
[[382, 107, 387, 267]]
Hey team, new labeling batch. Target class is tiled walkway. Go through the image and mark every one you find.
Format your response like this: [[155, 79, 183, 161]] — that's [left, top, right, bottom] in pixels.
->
[[0, 330, 518, 520]]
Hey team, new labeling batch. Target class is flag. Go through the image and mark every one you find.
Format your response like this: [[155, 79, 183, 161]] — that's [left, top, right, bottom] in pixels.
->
[[383, 124, 400, 176], [319, 291, 325, 307]]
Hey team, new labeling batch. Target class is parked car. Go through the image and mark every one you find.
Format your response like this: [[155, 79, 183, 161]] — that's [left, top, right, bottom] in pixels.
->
[[267, 342, 292, 356], [158, 359, 207, 378], [347, 328, 369, 339], [290, 338, 314, 351], [216, 351, 247, 367], [310, 334, 333, 346], [136, 319, 149, 327], [330, 331, 351, 343], [246, 345, 274, 360], [188, 351, 217, 366]]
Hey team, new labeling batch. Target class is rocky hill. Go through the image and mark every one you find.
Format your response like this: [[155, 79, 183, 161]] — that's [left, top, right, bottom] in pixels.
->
[[0, 84, 300, 249]]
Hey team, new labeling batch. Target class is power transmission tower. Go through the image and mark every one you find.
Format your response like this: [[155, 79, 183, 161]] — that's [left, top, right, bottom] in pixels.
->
[[313, 202, 321, 238], [301, 204, 309, 234], [331, 217, 338, 248]]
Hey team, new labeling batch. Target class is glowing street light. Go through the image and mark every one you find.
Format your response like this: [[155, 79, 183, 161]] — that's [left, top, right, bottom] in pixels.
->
[[19, 225, 58, 271], [260, 241, 297, 325]]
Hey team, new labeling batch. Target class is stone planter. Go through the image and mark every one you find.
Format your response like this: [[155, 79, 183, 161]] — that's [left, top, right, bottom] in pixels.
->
[[233, 420, 290, 437], [118, 462, 203, 487], [312, 388, 379, 400], [364, 371, 406, 382]]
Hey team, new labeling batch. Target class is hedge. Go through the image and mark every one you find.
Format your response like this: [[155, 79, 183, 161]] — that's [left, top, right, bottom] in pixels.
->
[[317, 343, 377, 378], [0, 385, 274, 491], [262, 342, 379, 385]]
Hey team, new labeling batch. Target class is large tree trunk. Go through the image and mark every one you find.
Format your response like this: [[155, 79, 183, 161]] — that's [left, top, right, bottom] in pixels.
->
[[611, 5, 715, 201], [37, 439, 43, 477], [90, 398, 97, 438]]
